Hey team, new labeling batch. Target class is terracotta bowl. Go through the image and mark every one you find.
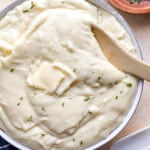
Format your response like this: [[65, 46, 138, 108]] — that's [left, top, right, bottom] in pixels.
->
[[109, 0, 150, 14]]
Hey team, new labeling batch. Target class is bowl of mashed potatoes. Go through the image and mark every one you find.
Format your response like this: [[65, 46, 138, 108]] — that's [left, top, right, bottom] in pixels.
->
[[0, 0, 143, 150]]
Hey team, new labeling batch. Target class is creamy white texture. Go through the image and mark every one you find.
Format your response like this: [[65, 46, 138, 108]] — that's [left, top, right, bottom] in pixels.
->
[[0, 0, 137, 150]]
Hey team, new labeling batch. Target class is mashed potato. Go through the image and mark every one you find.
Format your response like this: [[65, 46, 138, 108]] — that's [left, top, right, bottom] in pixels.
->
[[0, 0, 137, 149]]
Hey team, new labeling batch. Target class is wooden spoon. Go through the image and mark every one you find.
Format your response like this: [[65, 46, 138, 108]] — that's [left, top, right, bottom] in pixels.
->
[[92, 25, 150, 81]]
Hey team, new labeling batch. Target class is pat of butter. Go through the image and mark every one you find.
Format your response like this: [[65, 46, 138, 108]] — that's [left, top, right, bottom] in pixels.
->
[[53, 62, 77, 95], [27, 61, 77, 95]]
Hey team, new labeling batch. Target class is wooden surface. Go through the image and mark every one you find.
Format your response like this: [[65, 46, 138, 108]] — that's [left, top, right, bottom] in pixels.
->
[[0, 1, 150, 150]]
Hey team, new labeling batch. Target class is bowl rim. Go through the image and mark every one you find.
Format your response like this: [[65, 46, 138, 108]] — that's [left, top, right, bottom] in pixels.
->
[[0, 0, 143, 150]]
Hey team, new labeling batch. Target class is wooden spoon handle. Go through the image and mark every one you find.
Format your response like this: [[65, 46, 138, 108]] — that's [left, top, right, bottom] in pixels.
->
[[93, 26, 150, 81], [112, 46, 150, 81]]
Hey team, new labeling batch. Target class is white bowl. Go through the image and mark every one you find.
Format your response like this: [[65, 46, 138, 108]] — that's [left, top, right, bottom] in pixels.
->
[[0, 0, 143, 150]]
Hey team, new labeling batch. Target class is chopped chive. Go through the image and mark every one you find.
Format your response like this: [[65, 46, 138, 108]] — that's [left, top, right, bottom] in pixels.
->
[[42, 107, 46, 111], [84, 97, 90, 102], [30, 1, 35, 9], [73, 69, 77, 72], [108, 83, 113, 86], [22, 9, 29, 13], [98, 77, 101, 80], [10, 68, 14, 72], [88, 111, 93, 115], [126, 82, 132, 88], [22, 2, 35, 14], [17, 102, 20, 106], [61, 102, 65, 107], [80, 140, 83, 145], [20, 97, 23, 101], [120, 91, 123, 94], [72, 138, 75, 142], [115, 81, 118, 84], [115, 96, 118, 100], [41, 133, 46, 137]]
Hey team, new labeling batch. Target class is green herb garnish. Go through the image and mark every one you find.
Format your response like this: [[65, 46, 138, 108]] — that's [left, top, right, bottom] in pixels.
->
[[17, 102, 20, 106], [22, 1, 35, 13], [22, 9, 29, 13], [42, 107, 46, 111], [84, 97, 90, 102], [88, 111, 93, 115], [126, 82, 132, 88], [20, 96, 23, 101], [108, 83, 113, 86], [72, 138, 76, 142], [10, 68, 14, 72], [41, 133, 46, 137], [80, 140, 83, 145], [115, 81, 118, 84], [127, 0, 143, 4], [115, 96, 118, 100], [98, 77, 101, 80], [30, 1, 35, 9], [120, 91, 123, 94], [61, 102, 65, 107], [73, 69, 77, 72]]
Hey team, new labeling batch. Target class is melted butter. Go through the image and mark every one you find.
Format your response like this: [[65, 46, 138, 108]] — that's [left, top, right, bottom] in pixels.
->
[[27, 61, 77, 95]]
